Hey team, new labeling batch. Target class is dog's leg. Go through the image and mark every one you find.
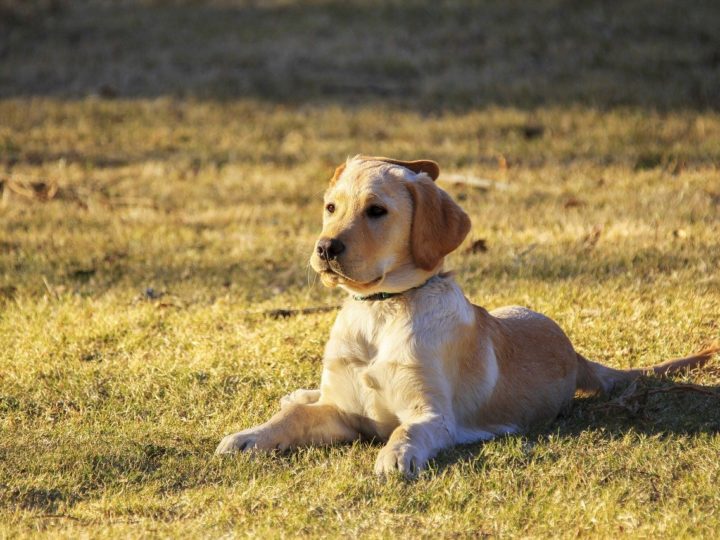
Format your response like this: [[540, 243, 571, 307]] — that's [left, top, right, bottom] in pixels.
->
[[279, 388, 321, 409], [374, 414, 453, 477], [215, 403, 357, 454]]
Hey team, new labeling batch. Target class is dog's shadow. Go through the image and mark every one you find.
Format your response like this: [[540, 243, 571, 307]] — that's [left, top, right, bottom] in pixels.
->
[[430, 375, 720, 476]]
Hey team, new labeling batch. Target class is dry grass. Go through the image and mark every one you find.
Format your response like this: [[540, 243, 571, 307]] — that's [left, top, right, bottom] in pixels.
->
[[1, 1, 720, 538]]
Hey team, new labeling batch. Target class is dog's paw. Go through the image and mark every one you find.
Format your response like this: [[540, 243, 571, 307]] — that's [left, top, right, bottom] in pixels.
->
[[374, 443, 427, 477], [280, 388, 321, 409], [214, 429, 261, 455], [214, 427, 288, 455]]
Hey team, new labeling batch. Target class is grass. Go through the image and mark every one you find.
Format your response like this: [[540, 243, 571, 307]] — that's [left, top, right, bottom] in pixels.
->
[[1, 0, 720, 538]]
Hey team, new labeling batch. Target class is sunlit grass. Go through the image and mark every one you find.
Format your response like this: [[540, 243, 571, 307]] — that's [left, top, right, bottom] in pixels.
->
[[1, 97, 719, 538], [2, 0, 720, 536]]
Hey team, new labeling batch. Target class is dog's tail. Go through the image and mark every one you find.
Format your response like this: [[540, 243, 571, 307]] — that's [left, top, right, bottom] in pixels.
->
[[575, 343, 720, 395]]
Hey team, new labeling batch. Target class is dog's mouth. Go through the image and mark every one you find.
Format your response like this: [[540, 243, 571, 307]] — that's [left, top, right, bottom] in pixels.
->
[[318, 264, 383, 289]]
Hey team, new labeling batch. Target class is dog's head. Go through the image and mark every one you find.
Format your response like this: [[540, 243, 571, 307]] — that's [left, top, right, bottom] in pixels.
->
[[310, 155, 471, 295]]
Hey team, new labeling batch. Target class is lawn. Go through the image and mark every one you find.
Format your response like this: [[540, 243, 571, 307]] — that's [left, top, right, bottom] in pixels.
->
[[1, 1, 720, 538]]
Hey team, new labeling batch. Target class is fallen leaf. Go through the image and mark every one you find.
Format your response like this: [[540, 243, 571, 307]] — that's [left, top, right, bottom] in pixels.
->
[[521, 124, 545, 139], [564, 196, 586, 209], [466, 238, 488, 254]]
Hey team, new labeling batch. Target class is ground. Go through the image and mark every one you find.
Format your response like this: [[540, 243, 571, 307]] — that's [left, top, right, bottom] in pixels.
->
[[1, 1, 720, 538]]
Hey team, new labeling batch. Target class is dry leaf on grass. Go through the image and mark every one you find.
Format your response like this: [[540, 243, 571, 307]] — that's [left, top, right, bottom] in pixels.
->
[[466, 239, 489, 254], [564, 196, 586, 209]]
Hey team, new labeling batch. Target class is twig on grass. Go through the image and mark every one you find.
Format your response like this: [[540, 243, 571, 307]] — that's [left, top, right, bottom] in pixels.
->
[[262, 306, 340, 319], [440, 174, 512, 191], [34, 514, 81, 521]]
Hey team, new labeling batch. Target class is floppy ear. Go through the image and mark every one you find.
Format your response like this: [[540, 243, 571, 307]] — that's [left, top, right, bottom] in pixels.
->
[[405, 177, 471, 271], [362, 156, 440, 181], [328, 163, 346, 186]]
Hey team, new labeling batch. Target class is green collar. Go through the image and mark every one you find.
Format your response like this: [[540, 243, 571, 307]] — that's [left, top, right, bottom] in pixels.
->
[[352, 291, 400, 301], [352, 276, 437, 302]]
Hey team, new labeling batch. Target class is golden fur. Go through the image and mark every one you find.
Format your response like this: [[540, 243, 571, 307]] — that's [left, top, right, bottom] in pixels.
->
[[216, 155, 719, 476]]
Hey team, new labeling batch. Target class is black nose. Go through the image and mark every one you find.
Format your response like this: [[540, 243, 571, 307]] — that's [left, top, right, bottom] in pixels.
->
[[316, 237, 345, 260]]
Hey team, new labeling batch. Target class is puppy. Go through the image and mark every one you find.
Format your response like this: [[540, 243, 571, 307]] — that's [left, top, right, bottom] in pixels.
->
[[216, 155, 718, 476]]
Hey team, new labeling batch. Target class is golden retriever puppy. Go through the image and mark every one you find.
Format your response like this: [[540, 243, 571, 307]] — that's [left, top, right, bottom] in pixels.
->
[[216, 155, 718, 476]]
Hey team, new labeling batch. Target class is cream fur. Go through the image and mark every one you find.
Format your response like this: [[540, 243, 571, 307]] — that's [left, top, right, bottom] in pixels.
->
[[215, 156, 719, 476]]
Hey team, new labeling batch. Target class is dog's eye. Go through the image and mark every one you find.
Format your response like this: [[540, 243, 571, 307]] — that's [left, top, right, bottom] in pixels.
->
[[366, 205, 388, 218], [325, 203, 336, 214]]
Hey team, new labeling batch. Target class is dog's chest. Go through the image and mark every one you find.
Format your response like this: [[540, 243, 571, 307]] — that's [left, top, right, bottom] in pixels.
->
[[319, 281, 475, 437], [320, 303, 415, 437]]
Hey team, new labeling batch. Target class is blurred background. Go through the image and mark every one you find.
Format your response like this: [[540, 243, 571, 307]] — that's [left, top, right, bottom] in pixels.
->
[[2, 0, 718, 108]]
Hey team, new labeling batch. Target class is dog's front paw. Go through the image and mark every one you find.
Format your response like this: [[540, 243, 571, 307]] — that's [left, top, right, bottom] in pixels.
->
[[214, 427, 288, 455], [374, 443, 427, 477], [214, 429, 261, 454]]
